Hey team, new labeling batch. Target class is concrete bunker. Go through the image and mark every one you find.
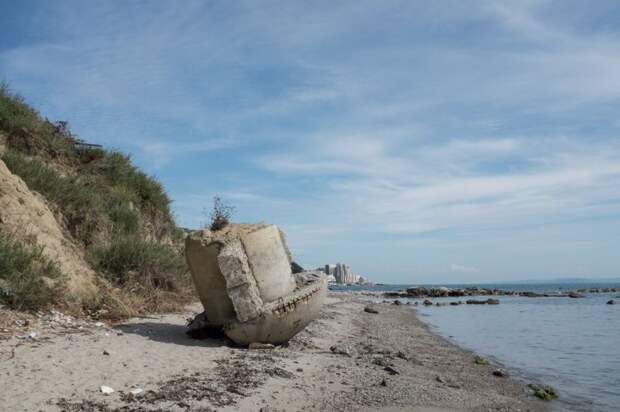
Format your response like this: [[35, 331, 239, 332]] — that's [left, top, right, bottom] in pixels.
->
[[185, 223, 327, 345]]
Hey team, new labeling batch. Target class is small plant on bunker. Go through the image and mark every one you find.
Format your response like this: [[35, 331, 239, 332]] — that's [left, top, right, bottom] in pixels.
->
[[209, 196, 235, 231]]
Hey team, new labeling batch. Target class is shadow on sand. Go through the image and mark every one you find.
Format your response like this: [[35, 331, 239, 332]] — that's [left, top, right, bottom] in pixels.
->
[[115, 322, 230, 347]]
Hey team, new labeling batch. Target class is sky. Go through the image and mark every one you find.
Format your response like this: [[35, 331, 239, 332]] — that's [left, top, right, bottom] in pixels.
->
[[1, 0, 619, 283]]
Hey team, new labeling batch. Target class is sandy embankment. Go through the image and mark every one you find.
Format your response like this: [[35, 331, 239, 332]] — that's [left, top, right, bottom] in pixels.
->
[[0, 295, 547, 411]]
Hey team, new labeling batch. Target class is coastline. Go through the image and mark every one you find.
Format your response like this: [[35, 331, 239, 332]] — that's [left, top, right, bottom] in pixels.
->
[[0, 294, 548, 411]]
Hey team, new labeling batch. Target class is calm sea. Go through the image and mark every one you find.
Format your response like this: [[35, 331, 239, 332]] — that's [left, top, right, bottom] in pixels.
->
[[331, 282, 620, 411]]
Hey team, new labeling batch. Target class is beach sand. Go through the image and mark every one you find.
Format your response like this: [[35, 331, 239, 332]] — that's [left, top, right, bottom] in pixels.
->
[[0, 294, 547, 411]]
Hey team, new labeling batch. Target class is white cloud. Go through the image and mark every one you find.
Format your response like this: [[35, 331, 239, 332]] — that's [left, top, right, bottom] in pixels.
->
[[258, 133, 620, 237], [135, 138, 234, 169]]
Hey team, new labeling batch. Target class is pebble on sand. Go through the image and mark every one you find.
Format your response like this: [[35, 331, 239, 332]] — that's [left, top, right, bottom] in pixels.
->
[[100, 386, 114, 395], [364, 306, 379, 314]]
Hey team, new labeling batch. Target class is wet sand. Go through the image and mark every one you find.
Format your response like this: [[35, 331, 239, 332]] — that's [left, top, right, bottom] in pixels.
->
[[0, 295, 548, 411]]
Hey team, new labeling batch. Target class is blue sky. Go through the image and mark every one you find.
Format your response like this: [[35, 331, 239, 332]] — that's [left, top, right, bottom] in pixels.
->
[[1, 1, 619, 283]]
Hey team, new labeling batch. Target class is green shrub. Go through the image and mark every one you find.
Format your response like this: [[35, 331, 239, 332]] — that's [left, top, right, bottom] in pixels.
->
[[1, 84, 75, 159], [0, 82, 39, 135], [108, 202, 140, 235], [528, 384, 559, 401], [90, 236, 188, 291], [0, 231, 65, 310], [208, 196, 235, 231], [86, 151, 171, 215], [474, 356, 489, 365]]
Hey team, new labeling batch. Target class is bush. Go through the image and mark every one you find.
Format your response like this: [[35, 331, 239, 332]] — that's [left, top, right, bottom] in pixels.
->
[[0, 82, 39, 135], [1, 84, 75, 159], [528, 384, 559, 401], [474, 356, 489, 365], [88, 151, 171, 215], [0, 231, 65, 310], [90, 236, 188, 291], [208, 196, 235, 231]]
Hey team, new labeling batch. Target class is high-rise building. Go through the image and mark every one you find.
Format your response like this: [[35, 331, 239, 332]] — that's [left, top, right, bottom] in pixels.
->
[[323, 262, 369, 284]]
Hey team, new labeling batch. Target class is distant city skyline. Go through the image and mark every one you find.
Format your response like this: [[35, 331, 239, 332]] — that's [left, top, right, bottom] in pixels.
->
[[1, 1, 619, 283]]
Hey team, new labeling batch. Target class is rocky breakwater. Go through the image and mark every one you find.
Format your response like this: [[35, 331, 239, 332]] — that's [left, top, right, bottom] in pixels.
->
[[384, 285, 618, 299], [185, 223, 327, 346]]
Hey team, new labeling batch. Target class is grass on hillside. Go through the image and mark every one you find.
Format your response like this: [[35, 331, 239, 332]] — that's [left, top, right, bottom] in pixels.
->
[[0, 232, 65, 311], [0, 83, 190, 315]]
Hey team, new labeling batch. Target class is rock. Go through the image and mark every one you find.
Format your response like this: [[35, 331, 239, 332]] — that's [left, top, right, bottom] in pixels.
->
[[486, 298, 500, 305], [248, 342, 275, 350], [102, 350, 110, 356], [129, 388, 143, 396], [291, 261, 304, 274], [380, 378, 387, 386], [383, 366, 399, 375], [520, 291, 545, 298], [607, 300, 615, 305], [100, 386, 114, 395], [406, 287, 429, 297], [492, 369, 507, 377], [466, 299, 487, 305], [396, 351, 408, 360], [567, 292, 584, 298], [186, 312, 226, 340], [268, 367, 295, 379], [528, 383, 559, 401], [330, 344, 353, 357], [423, 299, 433, 306], [372, 357, 392, 367], [364, 305, 379, 314], [393, 300, 402, 305], [449, 301, 460, 306], [474, 356, 489, 365], [437, 286, 450, 295], [436, 375, 446, 383]]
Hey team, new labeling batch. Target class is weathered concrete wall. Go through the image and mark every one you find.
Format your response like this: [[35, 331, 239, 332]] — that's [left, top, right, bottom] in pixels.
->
[[241, 225, 296, 303], [184, 237, 235, 325], [225, 273, 327, 345], [217, 240, 263, 322]]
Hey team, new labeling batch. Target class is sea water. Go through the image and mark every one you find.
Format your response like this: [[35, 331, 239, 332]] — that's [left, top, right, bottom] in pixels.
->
[[333, 283, 620, 411]]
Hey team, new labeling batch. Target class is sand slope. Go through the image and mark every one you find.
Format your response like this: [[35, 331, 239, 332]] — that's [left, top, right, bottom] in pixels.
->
[[0, 158, 97, 306]]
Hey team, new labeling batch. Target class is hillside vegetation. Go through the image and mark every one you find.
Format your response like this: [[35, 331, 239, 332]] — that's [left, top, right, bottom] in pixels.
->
[[0, 83, 190, 317]]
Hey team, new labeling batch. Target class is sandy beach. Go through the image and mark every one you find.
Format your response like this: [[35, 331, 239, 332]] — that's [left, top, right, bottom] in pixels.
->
[[0, 294, 548, 411]]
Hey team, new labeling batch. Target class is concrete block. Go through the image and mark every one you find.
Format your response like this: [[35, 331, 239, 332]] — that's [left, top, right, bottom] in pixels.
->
[[241, 225, 296, 303], [185, 223, 326, 345], [184, 236, 235, 325]]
